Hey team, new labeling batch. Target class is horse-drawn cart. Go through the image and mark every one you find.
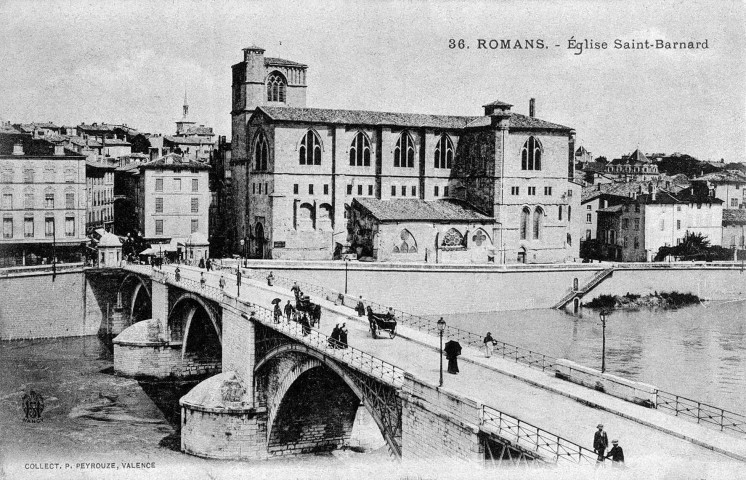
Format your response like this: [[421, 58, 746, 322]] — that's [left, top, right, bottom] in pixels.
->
[[367, 307, 397, 339]]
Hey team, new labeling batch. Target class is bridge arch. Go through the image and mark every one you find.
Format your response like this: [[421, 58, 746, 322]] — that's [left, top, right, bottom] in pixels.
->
[[118, 273, 152, 325], [255, 343, 400, 458], [168, 292, 222, 364]]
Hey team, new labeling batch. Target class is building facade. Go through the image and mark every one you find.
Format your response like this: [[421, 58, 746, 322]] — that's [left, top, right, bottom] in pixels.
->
[[722, 209, 746, 251], [692, 171, 746, 209], [596, 189, 723, 262], [85, 159, 116, 233], [230, 46, 581, 263], [137, 154, 210, 243], [0, 133, 87, 266], [605, 149, 660, 182]]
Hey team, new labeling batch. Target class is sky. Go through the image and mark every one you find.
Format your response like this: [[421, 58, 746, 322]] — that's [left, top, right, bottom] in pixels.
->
[[0, 0, 744, 162]]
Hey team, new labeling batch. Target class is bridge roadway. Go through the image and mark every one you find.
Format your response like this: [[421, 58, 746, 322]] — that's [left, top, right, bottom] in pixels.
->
[[147, 264, 745, 473]]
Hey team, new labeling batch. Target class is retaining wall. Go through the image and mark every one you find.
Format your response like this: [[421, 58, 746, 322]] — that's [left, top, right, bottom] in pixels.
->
[[0, 267, 87, 340]]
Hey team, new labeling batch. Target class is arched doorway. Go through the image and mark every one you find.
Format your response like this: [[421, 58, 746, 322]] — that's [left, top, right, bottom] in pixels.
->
[[255, 223, 265, 259], [517, 247, 527, 264]]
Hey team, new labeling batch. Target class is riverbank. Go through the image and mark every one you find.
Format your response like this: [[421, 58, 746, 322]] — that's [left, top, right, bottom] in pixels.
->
[[584, 291, 702, 310]]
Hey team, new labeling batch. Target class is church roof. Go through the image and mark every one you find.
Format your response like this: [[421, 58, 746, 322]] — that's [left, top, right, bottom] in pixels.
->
[[353, 198, 493, 223], [265, 57, 308, 68], [257, 106, 473, 129], [255, 106, 572, 131], [482, 99, 513, 107], [463, 113, 572, 131]]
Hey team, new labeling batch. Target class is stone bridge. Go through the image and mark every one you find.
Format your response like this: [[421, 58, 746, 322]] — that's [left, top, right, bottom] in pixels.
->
[[94, 263, 746, 470]]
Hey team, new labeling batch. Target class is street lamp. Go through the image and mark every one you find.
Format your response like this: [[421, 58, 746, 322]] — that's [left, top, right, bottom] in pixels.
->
[[344, 256, 350, 294], [239, 238, 245, 268], [437, 317, 446, 387], [600, 311, 608, 373]]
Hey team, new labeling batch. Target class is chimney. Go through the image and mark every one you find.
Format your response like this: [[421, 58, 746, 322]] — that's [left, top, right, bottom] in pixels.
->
[[12, 142, 24, 155], [54, 144, 65, 156], [529, 98, 535, 118]]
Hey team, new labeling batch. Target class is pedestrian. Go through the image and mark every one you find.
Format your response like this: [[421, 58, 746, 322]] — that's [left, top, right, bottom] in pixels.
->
[[273, 303, 282, 324], [206, 258, 212, 271], [301, 313, 311, 336], [267, 271, 275, 286], [387, 307, 395, 320], [291, 281, 300, 299], [329, 324, 341, 348], [284, 300, 294, 322], [199, 258, 205, 269], [483, 332, 496, 358], [605, 439, 625, 467], [313, 304, 322, 328], [175, 266, 181, 282], [200, 272, 206, 288], [219, 274, 226, 290], [339, 323, 349, 349], [355, 296, 366, 317], [593, 423, 609, 464], [444, 340, 462, 374]]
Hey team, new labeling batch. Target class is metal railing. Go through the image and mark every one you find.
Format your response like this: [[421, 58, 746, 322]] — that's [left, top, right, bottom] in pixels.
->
[[0, 262, 85, 277], [236, 299, 405, 388], [657, 390, 746, 435], [481, 405, 597, 466], [129, 262, 746, 437]]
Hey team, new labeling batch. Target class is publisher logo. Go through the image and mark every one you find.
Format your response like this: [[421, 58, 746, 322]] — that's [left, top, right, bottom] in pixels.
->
[[22, 390, 44, 423]]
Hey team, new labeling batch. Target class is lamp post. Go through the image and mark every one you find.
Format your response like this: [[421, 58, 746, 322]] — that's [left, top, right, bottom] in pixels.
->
[[600, 311, 608, 373], [239, 239, 245, 269], [344, 256, 350, 294], [437, 317, 446, 387]]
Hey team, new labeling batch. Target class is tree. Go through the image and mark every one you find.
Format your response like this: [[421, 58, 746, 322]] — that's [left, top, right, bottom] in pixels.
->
[[654, 231, 731, 261]]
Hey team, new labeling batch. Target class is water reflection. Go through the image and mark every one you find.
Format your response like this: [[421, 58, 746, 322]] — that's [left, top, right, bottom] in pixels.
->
[[433, 301, 746, 412]]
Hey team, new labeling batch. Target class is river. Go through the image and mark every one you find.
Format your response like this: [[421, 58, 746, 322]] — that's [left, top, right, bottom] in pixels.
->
[[433, 300, 746, 413]]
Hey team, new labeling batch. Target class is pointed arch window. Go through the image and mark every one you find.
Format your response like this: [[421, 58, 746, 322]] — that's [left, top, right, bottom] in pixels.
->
[[299, 130, 322, 165], [266, 72, 286, 102], [394, 131, 415, 168], [393, 229, 417, 253], [349, 131, 371, 167], [441, 228, 465, 248], [533, 207, 544, 240], [253, 132, 269, 171], [520, 207, 531, 240], [520, 136, 542, 171], [434, 134, 454, 169]]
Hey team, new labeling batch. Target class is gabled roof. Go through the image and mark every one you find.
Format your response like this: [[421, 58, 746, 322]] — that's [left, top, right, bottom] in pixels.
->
[[612, 149, 651, 165], [0, 133, 83, 157], [255, 106, 573, 131], [265, 57, 308, 68], [482, 99, 513, 107], [164, 135, 214, 146], [353, 198, 493, 222], [723, 209, 746, 226], [257, 106, 475, 129], [102, 138, 131, 146], [183, 125, 214, 136], [140, 153, 210, 170], [692, 170, 746, 184]]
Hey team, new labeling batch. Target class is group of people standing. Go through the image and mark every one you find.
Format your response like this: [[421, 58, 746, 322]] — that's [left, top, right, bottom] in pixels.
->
[[594, 424, 625, 467], [329, 323, 348, 348]]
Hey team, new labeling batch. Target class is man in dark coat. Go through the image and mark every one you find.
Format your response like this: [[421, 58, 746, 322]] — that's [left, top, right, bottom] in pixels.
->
[[605, 439, 624, 467], [313, 304, 322, 328], [339, 323, 348, 349], [355, 296, 366, 317], [284, 300, 294, 323], [300, 313, 311, 336], [444, 340, 461, 374], [329, 324, 341, 348], [593, 423, 609, 464]]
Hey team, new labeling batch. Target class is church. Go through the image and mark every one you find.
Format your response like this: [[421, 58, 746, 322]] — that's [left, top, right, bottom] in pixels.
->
[[230, 46, 582, 264]]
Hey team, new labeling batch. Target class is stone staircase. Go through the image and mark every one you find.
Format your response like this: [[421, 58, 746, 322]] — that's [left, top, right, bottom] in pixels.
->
[[552, 268, 614, 309]]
